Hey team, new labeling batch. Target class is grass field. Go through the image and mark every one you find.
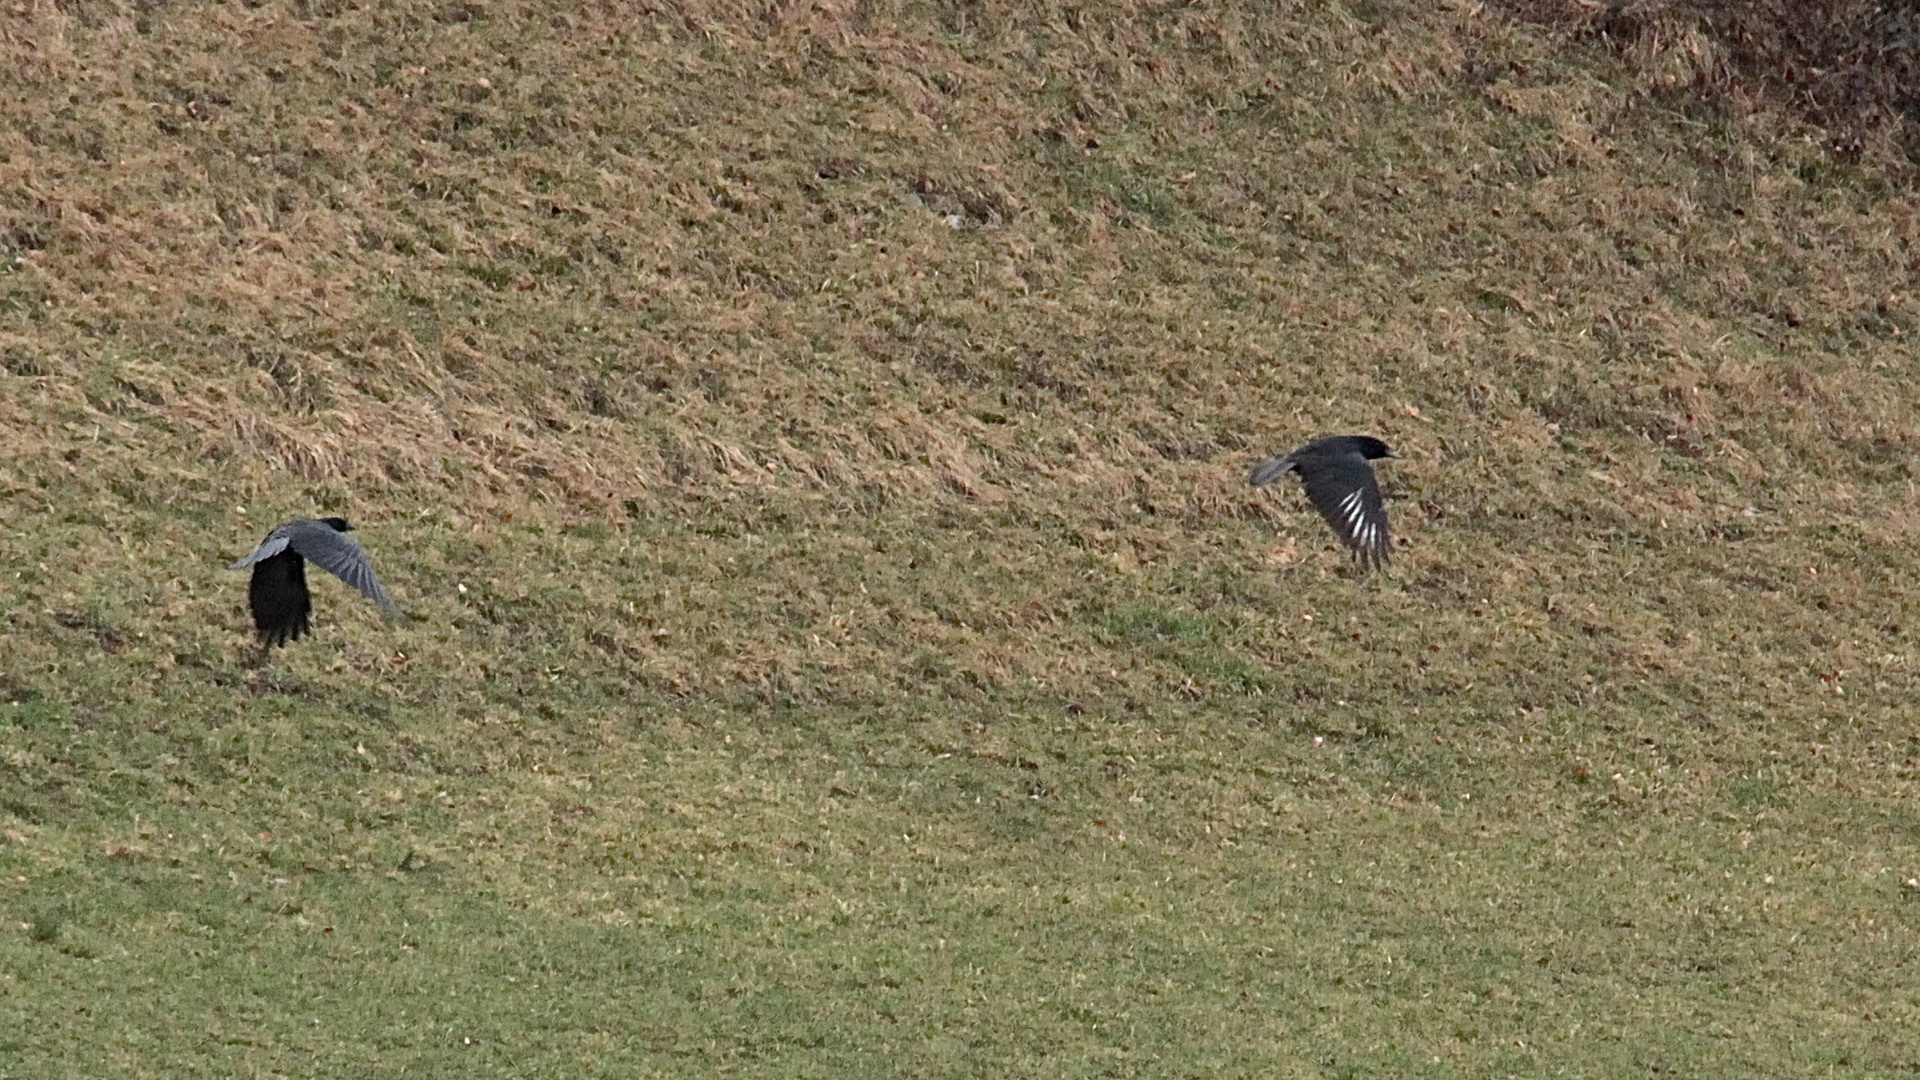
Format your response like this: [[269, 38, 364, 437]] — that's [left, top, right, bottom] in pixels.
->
[[3, 0, 1919, 1075]]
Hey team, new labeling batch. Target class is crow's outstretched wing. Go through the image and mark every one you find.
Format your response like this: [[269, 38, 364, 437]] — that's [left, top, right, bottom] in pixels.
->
[[280, 519, 396, 613], [229, 532, 292, 569], [1295, 454, 1392, 567]]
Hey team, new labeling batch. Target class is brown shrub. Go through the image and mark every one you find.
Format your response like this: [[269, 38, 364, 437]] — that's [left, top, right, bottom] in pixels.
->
[[1505, 0, 1920, 170]]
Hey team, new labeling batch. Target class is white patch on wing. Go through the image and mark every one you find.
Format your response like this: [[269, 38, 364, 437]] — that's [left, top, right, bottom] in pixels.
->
[[1339, 489, 1366, 537]]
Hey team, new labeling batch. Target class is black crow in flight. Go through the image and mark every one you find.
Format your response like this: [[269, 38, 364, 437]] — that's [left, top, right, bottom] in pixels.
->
[[231, 517, 396, 646], [1249, 436, 1397, 569]]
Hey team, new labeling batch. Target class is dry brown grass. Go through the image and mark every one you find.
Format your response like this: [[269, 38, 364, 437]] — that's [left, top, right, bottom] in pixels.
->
[[0, 7, 1914, 696], [2, 0, 1918, 725]]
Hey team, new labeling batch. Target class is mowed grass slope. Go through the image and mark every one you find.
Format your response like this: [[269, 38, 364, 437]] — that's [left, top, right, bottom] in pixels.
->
[[2, 0, 1918, 1075]]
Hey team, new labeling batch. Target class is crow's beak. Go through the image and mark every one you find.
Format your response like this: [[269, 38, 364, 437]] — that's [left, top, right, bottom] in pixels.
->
[[1386, 450, 1401, 459]]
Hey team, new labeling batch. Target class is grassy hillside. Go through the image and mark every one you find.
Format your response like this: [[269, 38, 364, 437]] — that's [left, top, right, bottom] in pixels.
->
[[2, 0, 1918, 1075]]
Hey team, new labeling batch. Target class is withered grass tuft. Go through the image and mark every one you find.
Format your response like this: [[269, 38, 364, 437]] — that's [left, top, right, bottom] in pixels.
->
[[2, 2, 1918, 1075]]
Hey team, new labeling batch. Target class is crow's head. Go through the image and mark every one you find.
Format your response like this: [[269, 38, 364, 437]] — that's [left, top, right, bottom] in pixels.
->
[[1351, 437, 1396, 461]]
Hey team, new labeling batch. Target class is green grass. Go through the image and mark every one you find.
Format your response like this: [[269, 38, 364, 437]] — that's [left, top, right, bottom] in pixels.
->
[[3, 0, 1920, 1076]]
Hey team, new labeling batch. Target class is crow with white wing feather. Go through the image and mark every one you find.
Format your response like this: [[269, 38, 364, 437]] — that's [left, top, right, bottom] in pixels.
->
[[1250, 436, 1397, 569]]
